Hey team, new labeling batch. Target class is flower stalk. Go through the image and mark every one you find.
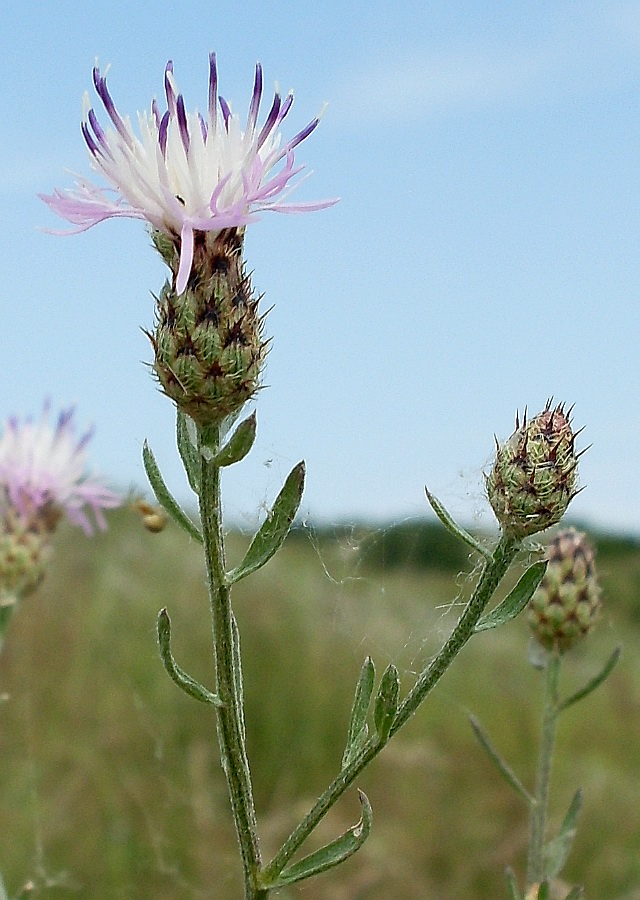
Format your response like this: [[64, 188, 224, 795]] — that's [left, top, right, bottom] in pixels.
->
[[469, 527, 618, 897], [527, 649, 561, 887], [197, 424, 266, 899]]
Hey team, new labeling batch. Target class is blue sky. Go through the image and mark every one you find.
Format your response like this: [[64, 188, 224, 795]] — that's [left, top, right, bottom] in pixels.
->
[[2, 0, 639, 533]]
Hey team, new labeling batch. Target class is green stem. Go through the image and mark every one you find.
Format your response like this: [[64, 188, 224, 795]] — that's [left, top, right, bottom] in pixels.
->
[[391, 534, 519, 735], [260, 534, 520, 887], [0, 595, 18, 658], [527, 647, 561, 887], [198, 428, 267, 900]]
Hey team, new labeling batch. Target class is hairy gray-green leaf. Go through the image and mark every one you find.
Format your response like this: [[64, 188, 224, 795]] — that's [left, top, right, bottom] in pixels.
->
[[559, 646, 621, 712], [425, 487, 492, 560], [176, 410, 200, 493], [157, 608, 221, 705], [469, 714, 533, 805], [231, 613, 246, 744], [374, 664, 400, 744], [543, 788, 582, 878], [143, 441, 203, 543], [268, 790, 372, 887], [227, 462, 305, 584], [342, 657, 375, 768], [475, 561, 547, 633], [210, 412, 257, 467]]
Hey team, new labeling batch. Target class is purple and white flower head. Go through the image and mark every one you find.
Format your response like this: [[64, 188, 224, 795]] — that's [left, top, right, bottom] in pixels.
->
[[41, 54, 338, 293], [0, 404, 120, 535]]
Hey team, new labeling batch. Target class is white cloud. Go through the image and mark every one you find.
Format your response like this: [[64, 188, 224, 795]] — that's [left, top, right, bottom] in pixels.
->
[[335, 2, 640, 126]]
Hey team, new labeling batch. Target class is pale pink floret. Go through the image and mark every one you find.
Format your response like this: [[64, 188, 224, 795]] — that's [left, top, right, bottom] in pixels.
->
[[0, 405, 121, 535], [41, 54, 338, 293]]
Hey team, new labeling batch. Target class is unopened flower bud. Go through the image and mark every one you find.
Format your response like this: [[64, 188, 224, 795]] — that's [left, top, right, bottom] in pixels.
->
[[528, 528, 601, 652], [150, 228, 267, 427], [0, 509, 53, 598], [486, 402, 580, 538]]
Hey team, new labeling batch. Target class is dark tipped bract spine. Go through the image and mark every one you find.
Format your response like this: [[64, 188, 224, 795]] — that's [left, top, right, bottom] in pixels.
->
[[150, 228, 267, 427], [486, 402, 580, 538]]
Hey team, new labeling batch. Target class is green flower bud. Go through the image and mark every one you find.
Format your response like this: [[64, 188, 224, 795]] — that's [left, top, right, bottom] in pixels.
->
[[528, 528, 601, 652], [149, 228, 267, 427], [0, 510, 53, 598], [486, 402, 580, 538]]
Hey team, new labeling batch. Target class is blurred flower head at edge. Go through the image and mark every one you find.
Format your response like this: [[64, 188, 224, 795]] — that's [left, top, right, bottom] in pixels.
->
[[0, 402, 120, 536]]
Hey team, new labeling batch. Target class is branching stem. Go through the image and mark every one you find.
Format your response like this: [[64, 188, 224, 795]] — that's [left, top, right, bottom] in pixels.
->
[[260, 533, 520, 886]]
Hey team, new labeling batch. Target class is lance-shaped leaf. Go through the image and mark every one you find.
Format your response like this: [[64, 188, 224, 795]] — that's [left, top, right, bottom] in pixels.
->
[[176, 410, 201, 493], [342, 657, 376, 768], [157, 608, 222, 706], [210, 412, 257, 468], [474, 561, 547, 633], [543, 789, 582, 879], [231, 613, 246, 745], [267, 790, 372, 887], [504, 868, 524, 900], [227, 462, 305, 584], [535, 882, 551, 900], [374, 664, 400, 744], [143, 441, 203, 543], [469, 714, 533, 806], [425, 488, 492, 561], [559, 646, 621, 712]]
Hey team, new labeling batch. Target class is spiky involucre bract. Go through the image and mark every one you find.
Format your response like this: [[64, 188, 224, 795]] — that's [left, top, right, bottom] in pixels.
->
[[150, 228, 267, 427], [486, 402, 579, 538], [528, 527, 601, 652]]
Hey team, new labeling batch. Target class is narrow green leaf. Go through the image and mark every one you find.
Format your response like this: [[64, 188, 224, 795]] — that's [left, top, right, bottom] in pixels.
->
[[227, 462, 305, 584], [210, 412, 257, 467], [176, 410, 201, 493], [559, 646, 621, 712], [231, 613, 246, 745], [543, 788, 582, 878], [342, 657, 376, 768], [469, 714, 533, 806], [425, 488, 492, 560], [374, 664, 400, 744], [536, 882, 551, 900], [157, 608, 222, 706], [475, 561, 547, 633], [143, 441, 203, 543], [504, 868, 523, 900], [268, 790, 372, 887], [564, 886, 584, 899]]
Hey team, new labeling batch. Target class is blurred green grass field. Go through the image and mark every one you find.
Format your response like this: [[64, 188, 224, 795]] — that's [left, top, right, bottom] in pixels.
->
[[0, 511, 639, 899]]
